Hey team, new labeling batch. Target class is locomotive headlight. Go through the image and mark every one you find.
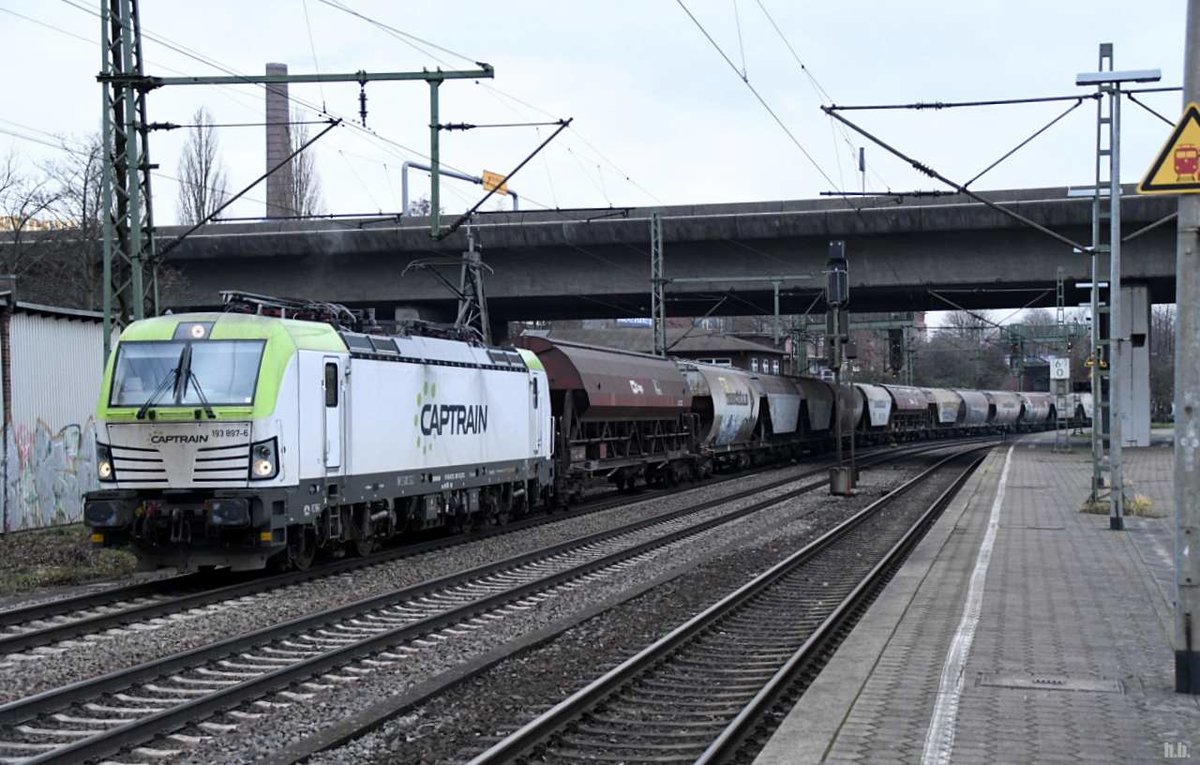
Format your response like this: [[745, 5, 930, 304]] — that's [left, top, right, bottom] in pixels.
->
[[97, 443, 116, 483], [249, 438, 279, 480]]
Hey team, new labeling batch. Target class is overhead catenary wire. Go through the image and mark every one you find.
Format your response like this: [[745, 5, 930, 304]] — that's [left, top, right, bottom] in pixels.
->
[[147, 120, 333, 130], [338, 149, 383, 212], [1124, 91, 1175, 127], [823, 106, 1089, 251], [53, 0, 512, 215], [299, 0, 328, 111], [963, 98, 1086, 188], [3, 9, 553, 227], [733, 0, 748, 80], [827, 92, 1101, 111], [315, 0, 480, 66], [674, 0, 857, 209], [748, 0, 892, 190], [315, 0, 664, 206], [4, 5, 272, 123]]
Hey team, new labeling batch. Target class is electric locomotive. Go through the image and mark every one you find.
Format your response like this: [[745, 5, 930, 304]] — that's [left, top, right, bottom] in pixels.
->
[[85, 294, 553, 571]]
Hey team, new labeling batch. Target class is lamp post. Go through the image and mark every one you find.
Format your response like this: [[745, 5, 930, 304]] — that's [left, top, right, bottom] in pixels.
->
[[1075, 53, 1161, 530]]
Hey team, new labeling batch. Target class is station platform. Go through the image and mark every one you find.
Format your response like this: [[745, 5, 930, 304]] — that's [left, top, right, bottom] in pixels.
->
[[754, 432, 1199, 764]]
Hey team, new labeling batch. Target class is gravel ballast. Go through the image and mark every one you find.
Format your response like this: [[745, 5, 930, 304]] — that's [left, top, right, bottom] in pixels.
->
[[165, 461, 931, 764], [0, 458, 849, 702], [302, 459, 955, 765]]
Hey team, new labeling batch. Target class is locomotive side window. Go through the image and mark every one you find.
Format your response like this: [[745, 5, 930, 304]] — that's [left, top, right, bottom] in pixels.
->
[[325, 362, 339, 407], [533, 377, 539, 408]]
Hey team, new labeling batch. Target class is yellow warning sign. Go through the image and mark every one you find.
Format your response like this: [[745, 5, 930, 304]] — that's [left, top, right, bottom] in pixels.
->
[[1138, 102, 1200, 194], [481, 170, 509, 195]]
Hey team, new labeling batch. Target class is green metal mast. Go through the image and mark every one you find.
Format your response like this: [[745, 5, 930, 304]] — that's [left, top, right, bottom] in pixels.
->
[[100, 0, 156, 358], [98, 0, 492, 357]]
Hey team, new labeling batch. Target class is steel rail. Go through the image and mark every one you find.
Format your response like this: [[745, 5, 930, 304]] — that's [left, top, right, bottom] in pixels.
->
[[696, 452, 986, 763], [0, 442, 973, 764], [0, 463, 768, 651], [465, 445, 990, 764], [0, 438, 960, 654]]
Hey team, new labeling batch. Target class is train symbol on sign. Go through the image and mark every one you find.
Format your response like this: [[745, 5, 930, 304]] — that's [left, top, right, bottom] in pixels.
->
[[1176, 144, 1199, 181]]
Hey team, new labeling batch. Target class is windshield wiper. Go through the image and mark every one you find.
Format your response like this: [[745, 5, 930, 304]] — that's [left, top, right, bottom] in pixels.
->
[[136, 348, 186, 420], [186, 369, 217, 419]]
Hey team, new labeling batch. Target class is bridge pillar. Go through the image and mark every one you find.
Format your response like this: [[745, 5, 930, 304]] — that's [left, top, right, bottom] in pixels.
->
[[1116, 283, 1151, 447]]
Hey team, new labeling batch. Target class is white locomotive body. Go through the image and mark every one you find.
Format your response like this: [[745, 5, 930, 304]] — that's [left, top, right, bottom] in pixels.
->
[[86, 312, 553, 571]]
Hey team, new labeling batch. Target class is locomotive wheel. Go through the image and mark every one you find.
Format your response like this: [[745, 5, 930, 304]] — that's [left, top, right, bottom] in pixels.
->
[[351, 538, 375, 557], [289, 529, 316, 571]]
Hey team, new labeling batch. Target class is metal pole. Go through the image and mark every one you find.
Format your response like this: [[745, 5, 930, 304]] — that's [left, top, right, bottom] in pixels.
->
[[1174, 0, 1200, 695], [100, 0, 115, 361], [772, 280, 781, 347], [1109, 82, 1125, 530], [429, 79, 442, 237], [650, 212, 666, 357], [118, 0, 143, 320], [401, 160, 410, 214], [833, 312, 843, 469]]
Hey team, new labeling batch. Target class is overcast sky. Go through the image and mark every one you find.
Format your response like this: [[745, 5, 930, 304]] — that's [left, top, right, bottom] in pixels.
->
[[0, 0, 1188, 226]]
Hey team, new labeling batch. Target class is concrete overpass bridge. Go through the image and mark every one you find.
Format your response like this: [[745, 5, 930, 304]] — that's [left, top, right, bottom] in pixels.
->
[[157, 186, 1176, 325]]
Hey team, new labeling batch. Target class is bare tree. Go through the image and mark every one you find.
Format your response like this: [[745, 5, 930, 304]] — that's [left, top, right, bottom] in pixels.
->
[[40, 136, 105, 308], [176, 107, 228, 225], [288, 111, 323, 216], [0, 150, 61, 280], [1150, 304, 1176, 421]]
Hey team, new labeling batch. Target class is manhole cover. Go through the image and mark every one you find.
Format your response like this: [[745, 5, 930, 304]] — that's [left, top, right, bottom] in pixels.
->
[[976, 672, 1123, 694]]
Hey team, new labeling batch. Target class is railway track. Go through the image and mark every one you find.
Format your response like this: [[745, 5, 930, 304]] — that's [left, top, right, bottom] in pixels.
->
[[0, 441, 978, 764], [463, 445, 989, 765], [0, 439, 971, 657], [0, 470, 750, 657]]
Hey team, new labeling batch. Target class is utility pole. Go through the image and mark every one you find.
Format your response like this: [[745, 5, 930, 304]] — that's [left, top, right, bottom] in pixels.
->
[[1175, 0, 1200, 695]]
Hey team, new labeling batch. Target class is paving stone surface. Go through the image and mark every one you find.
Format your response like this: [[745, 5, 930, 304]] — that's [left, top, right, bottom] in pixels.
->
[[755, 432, 1200, 765]]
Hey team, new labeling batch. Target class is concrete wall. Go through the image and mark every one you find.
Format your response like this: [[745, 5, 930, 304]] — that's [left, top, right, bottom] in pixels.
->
[[158, 188, 1179, 319]]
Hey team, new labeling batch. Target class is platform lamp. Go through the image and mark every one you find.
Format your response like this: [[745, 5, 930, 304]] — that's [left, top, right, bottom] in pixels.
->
[[827, 240, 854, 496]]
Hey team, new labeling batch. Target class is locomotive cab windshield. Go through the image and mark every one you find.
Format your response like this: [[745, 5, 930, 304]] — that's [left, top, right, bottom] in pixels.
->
[[110, 338, 265, 410]]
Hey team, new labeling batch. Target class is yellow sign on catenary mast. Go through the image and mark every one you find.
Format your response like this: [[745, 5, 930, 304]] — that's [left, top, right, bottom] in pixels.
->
[[1138, 102, 1200, 195], [481, 170, 509, 195]]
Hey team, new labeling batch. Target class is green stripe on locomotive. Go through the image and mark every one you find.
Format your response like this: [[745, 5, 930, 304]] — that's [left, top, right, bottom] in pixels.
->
[[98, 312, 346, 421]]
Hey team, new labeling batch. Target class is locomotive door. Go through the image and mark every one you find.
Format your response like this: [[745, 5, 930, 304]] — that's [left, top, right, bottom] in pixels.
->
[[322, 357, 343, 470], [531, 374, 543, 455]]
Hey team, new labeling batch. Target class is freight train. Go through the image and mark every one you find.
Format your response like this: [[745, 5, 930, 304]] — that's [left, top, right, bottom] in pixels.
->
[[84, 301, 1060, 572]]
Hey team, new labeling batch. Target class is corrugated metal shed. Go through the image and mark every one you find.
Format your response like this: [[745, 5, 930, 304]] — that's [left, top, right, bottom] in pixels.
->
[[9, 311, 106, 430], [2, 300, 110, 532]]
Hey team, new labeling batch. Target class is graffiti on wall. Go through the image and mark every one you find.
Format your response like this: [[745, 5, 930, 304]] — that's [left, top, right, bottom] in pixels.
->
[[3, 420, 99, 532]]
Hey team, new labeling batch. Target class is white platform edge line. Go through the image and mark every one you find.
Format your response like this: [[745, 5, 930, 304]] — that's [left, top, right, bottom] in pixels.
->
[[921, 444, 1014, 765]]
